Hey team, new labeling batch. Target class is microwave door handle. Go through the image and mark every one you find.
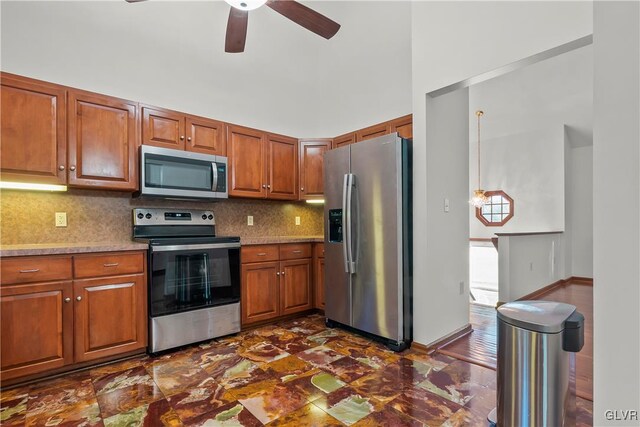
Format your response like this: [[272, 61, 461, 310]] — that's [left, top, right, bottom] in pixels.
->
[[211, 162, 219, 192]]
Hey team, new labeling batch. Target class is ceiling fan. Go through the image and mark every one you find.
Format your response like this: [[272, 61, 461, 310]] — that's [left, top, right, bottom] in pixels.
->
[[125, 0, 341, 53]]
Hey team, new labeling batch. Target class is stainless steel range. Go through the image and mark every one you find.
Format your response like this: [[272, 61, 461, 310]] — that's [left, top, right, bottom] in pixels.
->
[[133, 208, 241, 353]]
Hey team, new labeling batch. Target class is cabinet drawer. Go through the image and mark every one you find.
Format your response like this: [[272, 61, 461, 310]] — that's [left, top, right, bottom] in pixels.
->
[[241, 245, 279, 263], [314, 243, 325, 259], [74, 252, 144, 279], [279, 243, 312, 260], [0, 256, 72, 285]]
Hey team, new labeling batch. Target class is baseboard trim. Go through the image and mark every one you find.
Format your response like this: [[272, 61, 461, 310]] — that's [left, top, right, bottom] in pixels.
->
[[437, 349, 496, 371], [421, 324, 473, 352], [517, 276, 593, 301]]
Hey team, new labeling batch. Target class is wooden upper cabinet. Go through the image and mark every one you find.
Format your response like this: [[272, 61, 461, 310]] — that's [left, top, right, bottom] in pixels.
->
[[73, 274, 146, 363], [0, 281, 74, 380], [299, 139, 331, 200], [142, 106, 185, 150], [67, 90, 139, 190], [390, 114, 413, 139], [0, 73, 67, 185], [356, 122, 392, 142], [186, 115, 226, 156], [333, 132, 355, 149], [267, 133, 298, 200], [227, 124, 267, 198]]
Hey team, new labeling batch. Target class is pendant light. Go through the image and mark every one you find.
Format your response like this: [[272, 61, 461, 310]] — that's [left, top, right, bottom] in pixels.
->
[[470, 110, 489, 208]]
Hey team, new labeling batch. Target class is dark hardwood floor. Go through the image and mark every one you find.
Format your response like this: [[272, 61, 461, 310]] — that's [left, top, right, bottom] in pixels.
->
[[436, 281, 593, 401]]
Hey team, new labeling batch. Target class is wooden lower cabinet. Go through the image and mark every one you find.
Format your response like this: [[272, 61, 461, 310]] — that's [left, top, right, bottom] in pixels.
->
[[241, 261, 280, 325], [73, 274, 146, 363], [241, 244, 313, 326], [0, 251, 147, 385], [0, 281, 73, 381], [280, 259, 312, 315]]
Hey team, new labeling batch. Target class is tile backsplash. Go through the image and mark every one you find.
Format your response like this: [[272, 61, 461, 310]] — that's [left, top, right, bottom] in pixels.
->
[[0, 189, 324, 245]]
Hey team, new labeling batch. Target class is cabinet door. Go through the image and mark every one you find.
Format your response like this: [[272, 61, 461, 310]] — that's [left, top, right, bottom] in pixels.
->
[[390, 114, 413, 139], [280, 259, 312, 316], [186, 115, 226, 156], [73, 274, 146, 362], [68, 91, 139, 190], [267, 133, 298, 200], [315, 256, 325, 310], [333, 132, 355, 149], [142, 106, 185, 150], [0, 281, 73, 380], [356, 122, 392, 142], [0, 73, 67, 185], [299, 139, 331, 200], [227, 124, 267, 198], [241, 261, 280, 325]]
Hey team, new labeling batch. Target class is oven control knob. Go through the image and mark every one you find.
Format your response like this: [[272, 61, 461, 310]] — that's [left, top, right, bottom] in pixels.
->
[[202, 214, 207, 220], [137, 213, 144, 219], [208, 214, 213, 220], [145, 213, 152, 219]]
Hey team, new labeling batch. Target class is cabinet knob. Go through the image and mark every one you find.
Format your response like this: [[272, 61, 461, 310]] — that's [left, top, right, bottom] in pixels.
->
[[180, 136, 185, 141], [187, 137, 192, 142], [69, 165, 76, 171], [276, 272, 280, 276], [267, 184, 271, 189], [64, 297, 71, 303], [301, 187, 304, 191], [76, 296, 82, 301], [262, 184, 267, 189], [59, 165, 65, 171], [281, 271, 285, 275]]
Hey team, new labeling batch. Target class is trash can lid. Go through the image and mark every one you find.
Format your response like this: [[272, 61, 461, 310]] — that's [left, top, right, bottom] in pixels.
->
[[497, 301, 577, 333]]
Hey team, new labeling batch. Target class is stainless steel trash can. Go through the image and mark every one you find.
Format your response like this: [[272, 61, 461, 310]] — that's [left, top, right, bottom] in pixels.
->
[[488, 301, 584, 426]]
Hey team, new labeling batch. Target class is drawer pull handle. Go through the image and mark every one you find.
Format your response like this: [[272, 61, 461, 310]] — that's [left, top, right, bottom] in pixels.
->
[[103, 263, 119, 267], [19, 269, 40, 273], [292, 250, 302, 254], [257, 253, 267, 256]]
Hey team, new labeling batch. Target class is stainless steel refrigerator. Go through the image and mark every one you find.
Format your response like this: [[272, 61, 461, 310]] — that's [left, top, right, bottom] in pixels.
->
[[323, 133, 412, 351]]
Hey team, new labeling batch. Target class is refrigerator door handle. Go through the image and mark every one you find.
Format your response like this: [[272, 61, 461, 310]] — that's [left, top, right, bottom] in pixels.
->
[[342, 174, 351, 273], [346, 173, 356, 274]]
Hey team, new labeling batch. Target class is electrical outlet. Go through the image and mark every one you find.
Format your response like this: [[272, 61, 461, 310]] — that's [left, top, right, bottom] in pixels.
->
[[459, 281, 465, 295], [55, 212, 67, 227], [247, 216, 254, 226], [295, 216, 301, 226]]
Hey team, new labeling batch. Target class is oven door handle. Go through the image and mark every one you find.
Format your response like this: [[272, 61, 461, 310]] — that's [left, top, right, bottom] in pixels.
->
[[151, 242, 241, 252]]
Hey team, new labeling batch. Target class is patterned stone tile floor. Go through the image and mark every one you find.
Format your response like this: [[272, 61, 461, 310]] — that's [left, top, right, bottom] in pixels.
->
[[1, 314, 593, 426]]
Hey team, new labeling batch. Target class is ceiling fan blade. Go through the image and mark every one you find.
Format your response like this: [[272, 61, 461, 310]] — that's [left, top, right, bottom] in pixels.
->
[[225, 8, 249, 53], [266, 0, 340, 40], [124, 0, 148, 3]]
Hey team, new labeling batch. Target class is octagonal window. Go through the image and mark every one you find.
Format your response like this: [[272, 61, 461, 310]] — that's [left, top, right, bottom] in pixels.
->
[[476, 190, 514, 226]]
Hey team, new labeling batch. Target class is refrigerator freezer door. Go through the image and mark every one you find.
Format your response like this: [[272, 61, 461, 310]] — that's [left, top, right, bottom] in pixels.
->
[[349, 135, 403, 342], [324, 147, 352, 326]]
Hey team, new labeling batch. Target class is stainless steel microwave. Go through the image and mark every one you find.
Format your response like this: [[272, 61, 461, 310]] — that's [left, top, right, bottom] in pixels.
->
[[136, 145, 228, 200]]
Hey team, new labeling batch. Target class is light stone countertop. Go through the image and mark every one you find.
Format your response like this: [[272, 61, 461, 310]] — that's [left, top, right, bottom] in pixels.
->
[[240, 236, 324, 245], [0, 242, 149, 257]]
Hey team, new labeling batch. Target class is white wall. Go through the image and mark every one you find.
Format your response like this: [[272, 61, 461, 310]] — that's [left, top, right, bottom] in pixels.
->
[[0, 1, 412, 137], [593, 2, 640, 424], [498, 233, 565, 302], [469, 127, 566, 239], [567, 145, 593, 277], [411, 0, 592, 346]]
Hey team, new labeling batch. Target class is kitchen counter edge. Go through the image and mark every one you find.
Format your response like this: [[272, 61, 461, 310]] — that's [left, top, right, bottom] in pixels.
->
[[0, 242, 150, 257]]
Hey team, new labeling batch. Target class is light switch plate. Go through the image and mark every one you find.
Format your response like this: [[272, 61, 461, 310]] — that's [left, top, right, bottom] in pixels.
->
[[247, 216, 254, 226], [55, 212, 67, 227], [295, 216, 301, 226]]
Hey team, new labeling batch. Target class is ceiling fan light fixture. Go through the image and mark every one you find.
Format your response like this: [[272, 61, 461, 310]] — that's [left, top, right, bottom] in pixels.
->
[[225, 0, 267, 11]]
